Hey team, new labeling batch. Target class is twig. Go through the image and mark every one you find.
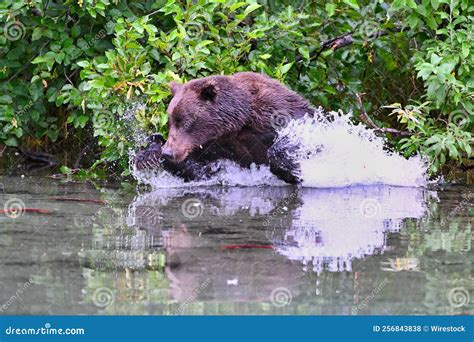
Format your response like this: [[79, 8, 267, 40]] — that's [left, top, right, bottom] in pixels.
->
[[64, 69, 74, 85], [312, 27, 402, 61], [355, 93, 411, 137], [17, 147, 58, 165], [73, 140, 94, 169]]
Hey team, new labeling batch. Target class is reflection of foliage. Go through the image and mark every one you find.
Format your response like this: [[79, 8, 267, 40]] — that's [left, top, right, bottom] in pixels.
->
[[82, 268, 171, 314], [402, 198, 472, 257], [399, 193, 473, 314], [423, 222, 471, 253], [79, 221, 170, 313]]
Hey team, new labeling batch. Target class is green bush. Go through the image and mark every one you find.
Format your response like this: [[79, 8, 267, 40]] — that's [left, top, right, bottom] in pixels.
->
[[0, 0, 472, 177]]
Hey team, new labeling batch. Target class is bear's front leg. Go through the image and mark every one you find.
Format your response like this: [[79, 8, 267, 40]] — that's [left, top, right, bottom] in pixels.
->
[[267, 136, 302, 184], [134, 134, 220, 182]]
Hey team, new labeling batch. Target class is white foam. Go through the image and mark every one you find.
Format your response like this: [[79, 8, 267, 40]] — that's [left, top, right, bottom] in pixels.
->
[[132, 108, 428, 189]]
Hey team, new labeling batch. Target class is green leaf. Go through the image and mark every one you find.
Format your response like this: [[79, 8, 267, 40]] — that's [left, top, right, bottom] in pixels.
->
[[430, 53, 441, 65], [447, 144, 459, 158], [230, 2, 247, 11], [406, 0, 417, 9], [407, 13, 419, 29], [325, 3, 336, 17], [243, 3, 262, 17], [391, 0, 406, 11], [424, 135, 441, 145], [425, 16, 438, 29], [76, 61, 90, 68], [280, 62, 294, 75], [5, 137, 18, 147], [0, 95, 12, 104], [32, 28, 42, 41], [298, 46, 310, 61], [461, 43, 470, 58], [439, 62, 456, 74], [343, 0, 359, 10]]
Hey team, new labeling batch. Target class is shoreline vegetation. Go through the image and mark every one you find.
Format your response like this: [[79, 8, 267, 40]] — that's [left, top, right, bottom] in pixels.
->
[[0, 0, 472, 181]]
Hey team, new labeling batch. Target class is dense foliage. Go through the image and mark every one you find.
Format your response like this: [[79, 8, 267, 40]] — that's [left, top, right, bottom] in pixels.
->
[[0, 0, 472, 176]]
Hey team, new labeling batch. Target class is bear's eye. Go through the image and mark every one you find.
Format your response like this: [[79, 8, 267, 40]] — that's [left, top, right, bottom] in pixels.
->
[[174, 116, 183, 127]]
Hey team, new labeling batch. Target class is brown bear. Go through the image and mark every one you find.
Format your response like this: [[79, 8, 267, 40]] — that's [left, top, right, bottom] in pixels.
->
[[135, 72, 312, 183]]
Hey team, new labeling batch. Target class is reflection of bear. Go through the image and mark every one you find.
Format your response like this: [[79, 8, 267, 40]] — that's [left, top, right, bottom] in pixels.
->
[[135, 72, 312, 183]]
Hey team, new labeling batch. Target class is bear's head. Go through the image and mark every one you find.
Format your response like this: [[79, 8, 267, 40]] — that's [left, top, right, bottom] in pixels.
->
[[162, 76, 251, 163]]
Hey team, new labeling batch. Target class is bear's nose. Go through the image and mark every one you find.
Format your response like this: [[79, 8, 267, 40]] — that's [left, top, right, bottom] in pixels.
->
[[161, 147, 174, 160]]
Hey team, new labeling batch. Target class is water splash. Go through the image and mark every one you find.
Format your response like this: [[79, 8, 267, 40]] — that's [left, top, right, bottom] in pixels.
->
[[132, 108, 428, 189], [279, 109, 428, 188]]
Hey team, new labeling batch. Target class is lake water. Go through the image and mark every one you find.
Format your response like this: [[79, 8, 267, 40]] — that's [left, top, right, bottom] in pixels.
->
[[0, 176, 472, 315]]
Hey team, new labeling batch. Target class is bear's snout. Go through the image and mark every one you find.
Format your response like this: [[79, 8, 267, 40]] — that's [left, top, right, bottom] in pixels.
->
[[161, 146, 174, 161], [162, 136, 194, 163]]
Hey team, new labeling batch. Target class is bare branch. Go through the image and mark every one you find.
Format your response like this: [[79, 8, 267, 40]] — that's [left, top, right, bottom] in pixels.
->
[[312, 27, 403, 61], [355, 93, 411, 137]]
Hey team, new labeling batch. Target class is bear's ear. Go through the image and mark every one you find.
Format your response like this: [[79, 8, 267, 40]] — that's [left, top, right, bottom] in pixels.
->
[[199, 82, 217, 101], [169, 81, 183, 96]]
